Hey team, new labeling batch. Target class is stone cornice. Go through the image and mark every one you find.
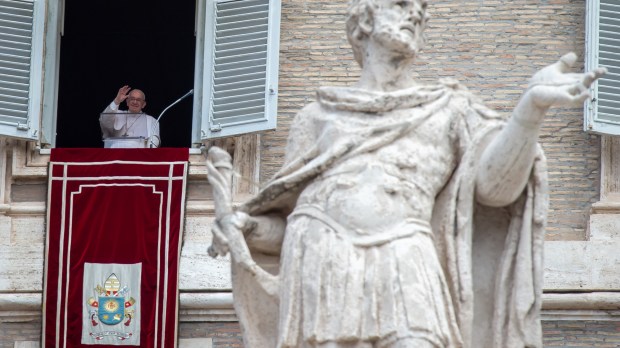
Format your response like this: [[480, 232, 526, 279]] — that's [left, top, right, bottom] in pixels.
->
[[3, 291, 620, 322]]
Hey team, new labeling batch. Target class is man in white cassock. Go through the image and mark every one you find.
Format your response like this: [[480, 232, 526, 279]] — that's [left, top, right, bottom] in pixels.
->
[[100, 85, 160, 148]]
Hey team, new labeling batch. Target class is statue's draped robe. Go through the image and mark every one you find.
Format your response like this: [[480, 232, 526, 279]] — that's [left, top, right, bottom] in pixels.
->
[[233, 80, 547, 348]]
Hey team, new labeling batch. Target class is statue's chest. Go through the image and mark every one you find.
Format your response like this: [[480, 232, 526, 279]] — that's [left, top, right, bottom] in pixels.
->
[[315, 108, 460, 175]]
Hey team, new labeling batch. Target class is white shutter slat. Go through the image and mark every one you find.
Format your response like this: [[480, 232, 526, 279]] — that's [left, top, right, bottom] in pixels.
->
[[211, 0, 268, 125], [202, 0, 280, 138], [0, 0, 33, 129], [0, 54, 30, 68], [585, 0, 620, 133]]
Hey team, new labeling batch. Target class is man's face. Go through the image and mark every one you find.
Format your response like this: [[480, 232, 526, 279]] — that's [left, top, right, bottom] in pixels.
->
[[126, 91, 146, 114], [370, 0, 427, 58]]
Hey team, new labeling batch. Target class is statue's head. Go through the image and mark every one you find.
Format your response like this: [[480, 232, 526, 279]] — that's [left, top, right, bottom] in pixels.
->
[[346, 0, 429, 67]]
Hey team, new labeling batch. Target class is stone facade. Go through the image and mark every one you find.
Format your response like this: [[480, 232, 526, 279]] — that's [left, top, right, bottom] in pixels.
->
[[4, 320, 620, 347], [1, 0, 618, 347]]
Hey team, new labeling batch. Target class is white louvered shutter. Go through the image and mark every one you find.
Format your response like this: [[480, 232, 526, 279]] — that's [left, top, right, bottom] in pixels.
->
[[585, 0, 620, 135], [0, 0, 42, 140], [201, 0, 280, 139]]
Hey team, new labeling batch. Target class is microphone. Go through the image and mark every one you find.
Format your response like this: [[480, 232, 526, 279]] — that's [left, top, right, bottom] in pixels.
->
[[149, 89, 194, 148], [157, 89, 194, 122]]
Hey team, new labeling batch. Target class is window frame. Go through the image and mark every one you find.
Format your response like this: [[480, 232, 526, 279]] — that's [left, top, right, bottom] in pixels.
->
[[5, 0, 280, 148]]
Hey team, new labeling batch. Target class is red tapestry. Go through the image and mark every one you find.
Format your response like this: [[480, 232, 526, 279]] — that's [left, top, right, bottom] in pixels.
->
[[43, 148, 189, 348]]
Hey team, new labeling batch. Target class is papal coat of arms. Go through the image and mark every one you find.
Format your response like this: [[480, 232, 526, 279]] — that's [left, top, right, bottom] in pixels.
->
[[87, 273, 136, 340]]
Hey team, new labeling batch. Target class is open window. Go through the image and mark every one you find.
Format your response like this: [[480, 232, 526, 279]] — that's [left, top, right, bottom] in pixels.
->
[[585, 0, 620, 135], [0, 0, 280, 148]]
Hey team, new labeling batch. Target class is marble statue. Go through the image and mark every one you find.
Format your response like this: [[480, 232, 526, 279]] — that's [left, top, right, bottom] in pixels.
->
[[206, 0, 606, 346]]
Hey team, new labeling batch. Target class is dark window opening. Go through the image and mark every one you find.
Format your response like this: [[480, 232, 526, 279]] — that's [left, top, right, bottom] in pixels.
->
[[56, 0, 196, 148]]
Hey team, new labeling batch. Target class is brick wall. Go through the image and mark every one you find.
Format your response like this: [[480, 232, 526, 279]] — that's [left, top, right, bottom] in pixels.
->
[[0, 322, 41, 348], [179, 322, 244, 347], [543, 321, 620, 347], [265, 0, 600, 241], [261, 0, 359, 182]]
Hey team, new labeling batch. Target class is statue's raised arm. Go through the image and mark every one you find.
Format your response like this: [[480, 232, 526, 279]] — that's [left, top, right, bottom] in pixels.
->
[[476, 52, 606, 207]]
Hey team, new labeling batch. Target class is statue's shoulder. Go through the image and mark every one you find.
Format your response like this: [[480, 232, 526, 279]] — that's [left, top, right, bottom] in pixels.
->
[[297, 100, 323, 115], [436, 78, 505, 122], [289, 102, 323, 132], [432, 78, 506, 142]]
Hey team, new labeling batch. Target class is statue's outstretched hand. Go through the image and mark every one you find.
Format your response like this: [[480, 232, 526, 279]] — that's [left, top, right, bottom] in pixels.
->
[[478, 53, 606, 207], [526, 52, 606, 112]]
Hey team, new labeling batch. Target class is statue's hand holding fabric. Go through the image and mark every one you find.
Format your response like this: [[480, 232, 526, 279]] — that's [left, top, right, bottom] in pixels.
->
[[206, 146, 279, 300]]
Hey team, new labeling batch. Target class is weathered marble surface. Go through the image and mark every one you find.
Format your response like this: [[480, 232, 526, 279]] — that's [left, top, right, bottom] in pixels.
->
[[206, 0, 605, 347]]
